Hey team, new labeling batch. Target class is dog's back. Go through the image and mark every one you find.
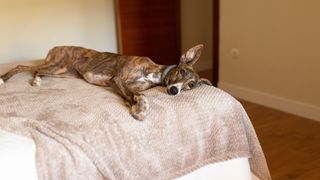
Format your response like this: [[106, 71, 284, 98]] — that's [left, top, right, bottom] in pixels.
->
[[44, 46, 120, 76]]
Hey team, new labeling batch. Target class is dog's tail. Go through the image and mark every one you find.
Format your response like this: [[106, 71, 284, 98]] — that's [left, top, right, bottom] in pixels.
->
[[0, 65, 39, 83]]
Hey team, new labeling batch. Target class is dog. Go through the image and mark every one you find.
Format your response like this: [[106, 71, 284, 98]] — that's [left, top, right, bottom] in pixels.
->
[[0, 44, 212, 120]]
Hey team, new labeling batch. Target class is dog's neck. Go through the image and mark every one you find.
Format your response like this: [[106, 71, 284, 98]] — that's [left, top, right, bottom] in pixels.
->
[[160, 65, 177, 86], [136, 65, 176, 86]]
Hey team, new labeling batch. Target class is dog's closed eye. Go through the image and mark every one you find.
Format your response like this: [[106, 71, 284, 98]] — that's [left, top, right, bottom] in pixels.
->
[[179, 69, 187, 76], [188, 81, 196, 88]]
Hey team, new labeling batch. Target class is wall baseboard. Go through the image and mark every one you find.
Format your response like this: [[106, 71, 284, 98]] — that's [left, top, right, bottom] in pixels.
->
[[218, 82, 320, 122]]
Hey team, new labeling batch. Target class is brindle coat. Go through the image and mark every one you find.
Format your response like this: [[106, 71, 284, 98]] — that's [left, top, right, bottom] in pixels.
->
[[0, 44, 211, 120]]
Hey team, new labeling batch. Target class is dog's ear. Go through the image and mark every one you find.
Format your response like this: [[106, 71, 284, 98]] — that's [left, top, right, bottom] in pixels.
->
[[197, 78, 212, 86], [180, 44, 204, 66]]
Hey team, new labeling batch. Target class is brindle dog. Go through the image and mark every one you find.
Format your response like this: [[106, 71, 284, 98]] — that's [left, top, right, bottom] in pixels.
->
[[0, 44, 211, 120]]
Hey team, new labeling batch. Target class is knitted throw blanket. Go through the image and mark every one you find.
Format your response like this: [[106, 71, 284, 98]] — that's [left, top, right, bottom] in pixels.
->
[[0, 62, 270, 180]]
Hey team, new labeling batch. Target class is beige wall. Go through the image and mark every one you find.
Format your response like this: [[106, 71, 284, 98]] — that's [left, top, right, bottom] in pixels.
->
[[181, 0, 212, 71], [220, 0, 320, 119], [0, 0, 117, 64]]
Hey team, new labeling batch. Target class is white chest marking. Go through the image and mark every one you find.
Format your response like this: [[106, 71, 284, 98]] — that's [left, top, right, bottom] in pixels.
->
[[137, 73, 161, 84]]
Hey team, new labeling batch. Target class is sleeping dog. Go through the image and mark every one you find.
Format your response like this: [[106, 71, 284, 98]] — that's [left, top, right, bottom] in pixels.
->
[[0, 44, 212, 120]]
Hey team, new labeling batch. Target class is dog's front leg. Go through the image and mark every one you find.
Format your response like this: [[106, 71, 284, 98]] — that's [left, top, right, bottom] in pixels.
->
[[109, 77, 134, 103], [110, 77, 149, 121], [130, 94, 149, 121], [197, 78, 213, 86]]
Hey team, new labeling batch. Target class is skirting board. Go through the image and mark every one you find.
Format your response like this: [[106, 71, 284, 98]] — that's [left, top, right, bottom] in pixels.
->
[[218, 82, 320, 122]]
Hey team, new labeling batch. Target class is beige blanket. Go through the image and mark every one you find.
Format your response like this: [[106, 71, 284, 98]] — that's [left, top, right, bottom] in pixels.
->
[[0, 62, 270, 180]]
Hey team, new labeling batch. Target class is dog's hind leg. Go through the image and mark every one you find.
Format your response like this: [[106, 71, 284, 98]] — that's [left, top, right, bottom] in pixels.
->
[[31, 65, 75, 86], [0, 62, 72, 86], [32, 72, 43, 86], [0, 65, 36, 84], [0, 62, 55, 85]]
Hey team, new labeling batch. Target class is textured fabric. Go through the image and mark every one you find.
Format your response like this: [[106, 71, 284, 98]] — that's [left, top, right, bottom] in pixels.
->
[[0, 62, 270, 180]]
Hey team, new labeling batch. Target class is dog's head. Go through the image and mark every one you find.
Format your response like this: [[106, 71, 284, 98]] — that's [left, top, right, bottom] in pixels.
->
[[164, 44, 212, 95]]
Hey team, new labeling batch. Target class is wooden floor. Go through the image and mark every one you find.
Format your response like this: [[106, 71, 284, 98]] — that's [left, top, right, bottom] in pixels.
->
[[239, 99, 320, 180]]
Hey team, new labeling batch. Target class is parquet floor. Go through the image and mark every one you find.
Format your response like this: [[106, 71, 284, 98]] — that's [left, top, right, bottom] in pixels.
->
[[239, 99, 320, 180]]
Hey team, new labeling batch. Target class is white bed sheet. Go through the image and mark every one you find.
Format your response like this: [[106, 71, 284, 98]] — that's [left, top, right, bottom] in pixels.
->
[[0, 130, 37, 180], [0, 130, 259, 180]]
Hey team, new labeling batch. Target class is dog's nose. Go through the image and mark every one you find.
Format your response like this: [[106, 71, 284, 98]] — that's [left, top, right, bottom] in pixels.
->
[[168, 86, 179, 95]]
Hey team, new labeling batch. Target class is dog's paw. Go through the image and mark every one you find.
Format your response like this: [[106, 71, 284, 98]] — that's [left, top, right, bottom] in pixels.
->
[[0, 78, 4, 86], [32, 77, 42, 86], [131, 105, 147, 121], [197, 78, 212, 86], [131, 95, 149, 121]]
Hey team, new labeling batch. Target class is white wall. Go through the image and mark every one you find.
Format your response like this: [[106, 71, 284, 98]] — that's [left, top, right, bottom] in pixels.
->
[[0, 0, 117, 64], [180, 0, 212, 71], [220, 0, 320, 121]]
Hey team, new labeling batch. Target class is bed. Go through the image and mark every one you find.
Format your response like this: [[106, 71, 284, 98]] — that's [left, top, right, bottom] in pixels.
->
[[0, 61, 270, 180]]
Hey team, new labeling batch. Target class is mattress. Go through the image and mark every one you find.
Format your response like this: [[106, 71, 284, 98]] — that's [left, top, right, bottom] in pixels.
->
[[0, 130, 259, 180]]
